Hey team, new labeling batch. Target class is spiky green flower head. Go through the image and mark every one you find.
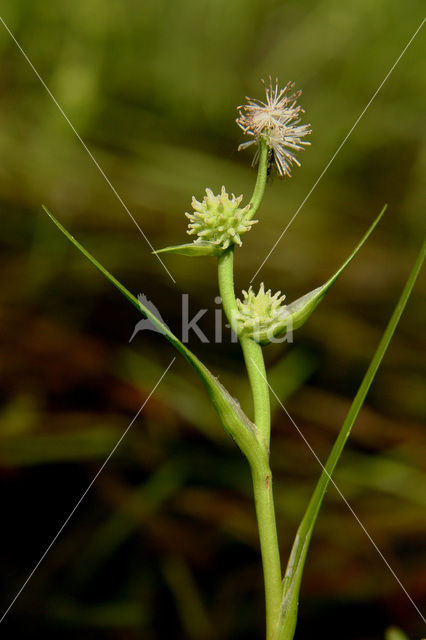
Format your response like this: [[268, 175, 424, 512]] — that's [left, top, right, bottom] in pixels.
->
[[186, 186, 257, 250], [236, 283, 287, 342]]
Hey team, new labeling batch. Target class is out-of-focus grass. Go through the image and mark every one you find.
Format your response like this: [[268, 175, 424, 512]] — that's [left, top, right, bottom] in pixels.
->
[[0, 1, 425, 639]]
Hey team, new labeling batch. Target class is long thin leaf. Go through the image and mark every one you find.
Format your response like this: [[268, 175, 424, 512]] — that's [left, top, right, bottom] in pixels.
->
[[42, 206, 267, 466], [249, 205, 387, 343], [274, 238, 426, 640]]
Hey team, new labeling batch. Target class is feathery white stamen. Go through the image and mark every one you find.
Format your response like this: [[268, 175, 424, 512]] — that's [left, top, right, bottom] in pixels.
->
[[236, 77, 311, 178]]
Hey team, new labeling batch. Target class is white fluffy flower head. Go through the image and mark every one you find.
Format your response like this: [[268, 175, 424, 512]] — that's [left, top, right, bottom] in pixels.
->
[[186, 186, 257, 250], [236, 77, 311, 177]]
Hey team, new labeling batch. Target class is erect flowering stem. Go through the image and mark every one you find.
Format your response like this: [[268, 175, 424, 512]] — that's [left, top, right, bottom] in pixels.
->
[[247, 136, 269, 221], [216, 79, 313, 637], [217, 248, 271, 447], [217, 142, 283, 636], [218, 136, 271, 444], [217, 248, 282, 639], [251, 459, 283, 640]]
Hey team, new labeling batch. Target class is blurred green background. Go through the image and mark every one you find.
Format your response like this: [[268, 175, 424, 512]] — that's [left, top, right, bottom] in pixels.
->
[[0, 1, 425, 639]]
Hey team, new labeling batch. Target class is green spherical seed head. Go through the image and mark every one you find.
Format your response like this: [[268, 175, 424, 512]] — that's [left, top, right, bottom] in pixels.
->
[[236, 283, 287, 339], [186, 186, 257, 250]]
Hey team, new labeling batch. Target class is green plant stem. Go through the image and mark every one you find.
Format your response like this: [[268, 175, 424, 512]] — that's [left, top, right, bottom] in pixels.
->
[[251, 460, 283, 640], [217, 248, 281, 638], [241, 337, 271, 445], [217, 248, 271, 446], [248, 137, 269, 220], [217, 137, 282, 637], [217, 136, 270, 440]]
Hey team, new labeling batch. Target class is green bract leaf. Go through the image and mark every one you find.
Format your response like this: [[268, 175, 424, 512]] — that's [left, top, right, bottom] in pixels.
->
[[153, 242, 223, 257], [273, 237, 425, 640], [245, 205, 387, 344], [42, 206, 268, 466]]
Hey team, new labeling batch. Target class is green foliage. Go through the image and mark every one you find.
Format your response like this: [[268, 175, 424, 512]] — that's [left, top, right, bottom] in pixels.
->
[[42, 206, 268, 470], [1, 2, 424, 637], [43, 212, 425, 640], [238, 206, 387, 344], [274, 239, 425, 640]]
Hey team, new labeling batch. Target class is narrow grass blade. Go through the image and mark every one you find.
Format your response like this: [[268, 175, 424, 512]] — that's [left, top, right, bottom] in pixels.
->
[[274, 238, 425, 640], [42, 206, 266, 466]]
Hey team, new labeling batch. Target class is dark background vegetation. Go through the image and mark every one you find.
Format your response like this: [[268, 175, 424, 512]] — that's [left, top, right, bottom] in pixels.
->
[[0, 1, 425, 639]]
